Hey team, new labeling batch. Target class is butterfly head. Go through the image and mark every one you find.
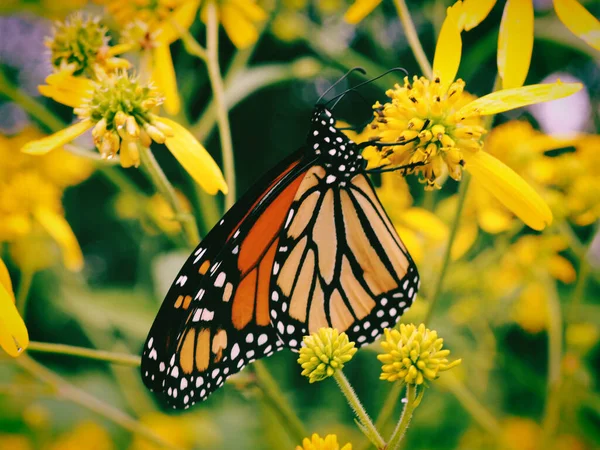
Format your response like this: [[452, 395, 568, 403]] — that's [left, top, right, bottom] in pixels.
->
[[307, 105, 365, 180]]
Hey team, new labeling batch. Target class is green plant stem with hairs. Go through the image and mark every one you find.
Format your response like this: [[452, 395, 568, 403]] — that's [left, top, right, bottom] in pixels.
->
[[333, 371, 386, 449], [386, 384, 419, 450], [26, 341, 141, 366]]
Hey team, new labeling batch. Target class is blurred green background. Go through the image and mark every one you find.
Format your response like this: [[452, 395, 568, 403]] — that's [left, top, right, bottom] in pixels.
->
[[0, 0, 599, 449]]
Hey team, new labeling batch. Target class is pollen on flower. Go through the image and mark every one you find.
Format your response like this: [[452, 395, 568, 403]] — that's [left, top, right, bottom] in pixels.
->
[[367, 76, 486, 189], [46, 13, 128, 77], [378, 324, 461, 385], [75, 72, 173, 167], [296, 433, 352, 450], [297, 328, 357, 383]]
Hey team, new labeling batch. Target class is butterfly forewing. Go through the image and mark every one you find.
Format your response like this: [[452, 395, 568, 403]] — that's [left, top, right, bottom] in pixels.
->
[[154, 154, 315, 407]]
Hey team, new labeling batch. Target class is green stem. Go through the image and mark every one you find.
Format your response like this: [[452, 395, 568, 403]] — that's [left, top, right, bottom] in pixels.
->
[[438, 373, 503, 439], [26, 341, 141, 367], [253, 361, 306, 444], [387, 384, 418, 450], [139, 146, 200, 246], [541, 276, 564, 446], [15, 355, 180, 450], [358, 381, 404, 450], [423, 174, 470, 324], [392, 0, 433, 78], [16, 269, 35, 317], [206, 1, 237, 210], [333, 371, 385, 449], [0, 70, 66, 132]]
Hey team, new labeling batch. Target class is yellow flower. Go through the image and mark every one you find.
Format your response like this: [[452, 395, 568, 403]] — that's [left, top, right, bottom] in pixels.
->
[[345, 0, 599, 87], [298, 328, 357, 383], [0, 128, 92, 271], [0, 257, 29, 357], [105, 0, 201, 115], [296, 433, 352, 450], [565, 323, 599, 354], [47, 421, 114, 450], [512, 282, 549, 333], [378, 324, 461, 384], [363, 1, 583, 231], [201, 0, 267, 49], [22, 72, 228, 195], [39, 13, 130, 107]]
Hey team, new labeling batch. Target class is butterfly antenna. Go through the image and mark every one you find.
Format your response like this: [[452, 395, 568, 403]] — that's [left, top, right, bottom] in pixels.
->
[[316, 67, 367, 105], [327, 67, 409, 110]]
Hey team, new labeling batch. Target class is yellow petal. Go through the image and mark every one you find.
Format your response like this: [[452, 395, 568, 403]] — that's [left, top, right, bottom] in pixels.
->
[[0, 257, 14, 297], [463, 151, 552, 230], [0, 260, 28, 357], [34, 208, 84, 272], [451, 221, 478, 260], [395, 225, 423, 266], [460, 0, 497, 31], [478, 205, 514, 234], [433, 2, 463, 89], [548, 255, 576, 284], [230, 0, 267, 22], [220, 3, 260, 49], [157, 117, 228, 195], [344, 0, 382, 24], [156, 0, 201, 44], [455, 81, 583, 117], [553, 0, 600, 50], [498, 0, 534, 89], [152, 45, 180, 115], [402, 208, 449, 241], [38, 73, 94, 108], [21, 120, 93, 155]]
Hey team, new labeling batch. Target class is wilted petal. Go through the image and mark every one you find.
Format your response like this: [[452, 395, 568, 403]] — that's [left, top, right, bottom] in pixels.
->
[[344, 0, 382, 24], [463, 151, 552, 230], [553, 0, 600, 50], [158, 117, 228, 195], [461, 0, 497, 31], [0, 259, 29, 357], [156, 0, 201, 44], [433, 2, 463, 89], [34, 208, 84, 271], [21, 120, 93, 155], [456, 81, 583, 117], [498, 0, 533, 89], [152, 45, 180, 115]]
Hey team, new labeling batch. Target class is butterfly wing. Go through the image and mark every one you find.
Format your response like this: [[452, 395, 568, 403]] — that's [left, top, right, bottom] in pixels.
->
[[270, 166, 420, 350], [141, 149, 310, 396], [146, 151, 317, 408]]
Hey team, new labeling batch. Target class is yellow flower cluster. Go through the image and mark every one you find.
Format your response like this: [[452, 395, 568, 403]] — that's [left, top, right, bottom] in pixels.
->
[[298, 328, 357, 383], [296, 433, 352, 450], [368, 76, 484, 189], [378, 324, 461, 384]]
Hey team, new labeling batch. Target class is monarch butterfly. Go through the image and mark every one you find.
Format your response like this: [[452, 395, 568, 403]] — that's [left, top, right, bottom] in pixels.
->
[[141, 69, 421, 409]]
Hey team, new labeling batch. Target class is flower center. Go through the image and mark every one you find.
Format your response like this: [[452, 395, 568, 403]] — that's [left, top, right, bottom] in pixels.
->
[[75, 72, 172, 162], [47, 13, 110, 77], [367, 76, 486, 189]]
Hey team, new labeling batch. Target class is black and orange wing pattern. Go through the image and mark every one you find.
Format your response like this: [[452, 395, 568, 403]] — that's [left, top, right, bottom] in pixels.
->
[[142, 149, 316, 408], [142, 104, 420, 409], [269, 107, 419, 349]]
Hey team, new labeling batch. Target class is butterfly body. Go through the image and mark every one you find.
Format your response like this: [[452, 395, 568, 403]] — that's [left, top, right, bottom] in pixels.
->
[[141, 105, 419, 409]]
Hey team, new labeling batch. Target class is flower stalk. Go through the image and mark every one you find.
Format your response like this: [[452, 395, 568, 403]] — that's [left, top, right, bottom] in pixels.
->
[[206, 1, 237, 210], [26, 341, 141, 366], [333, 370, 386, 449], [386, 384, 420, 450], [392, 0, 433, 79]]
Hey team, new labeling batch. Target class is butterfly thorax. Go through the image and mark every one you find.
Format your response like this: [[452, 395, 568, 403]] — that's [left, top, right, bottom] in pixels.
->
[[307, 106, 365, 184]]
